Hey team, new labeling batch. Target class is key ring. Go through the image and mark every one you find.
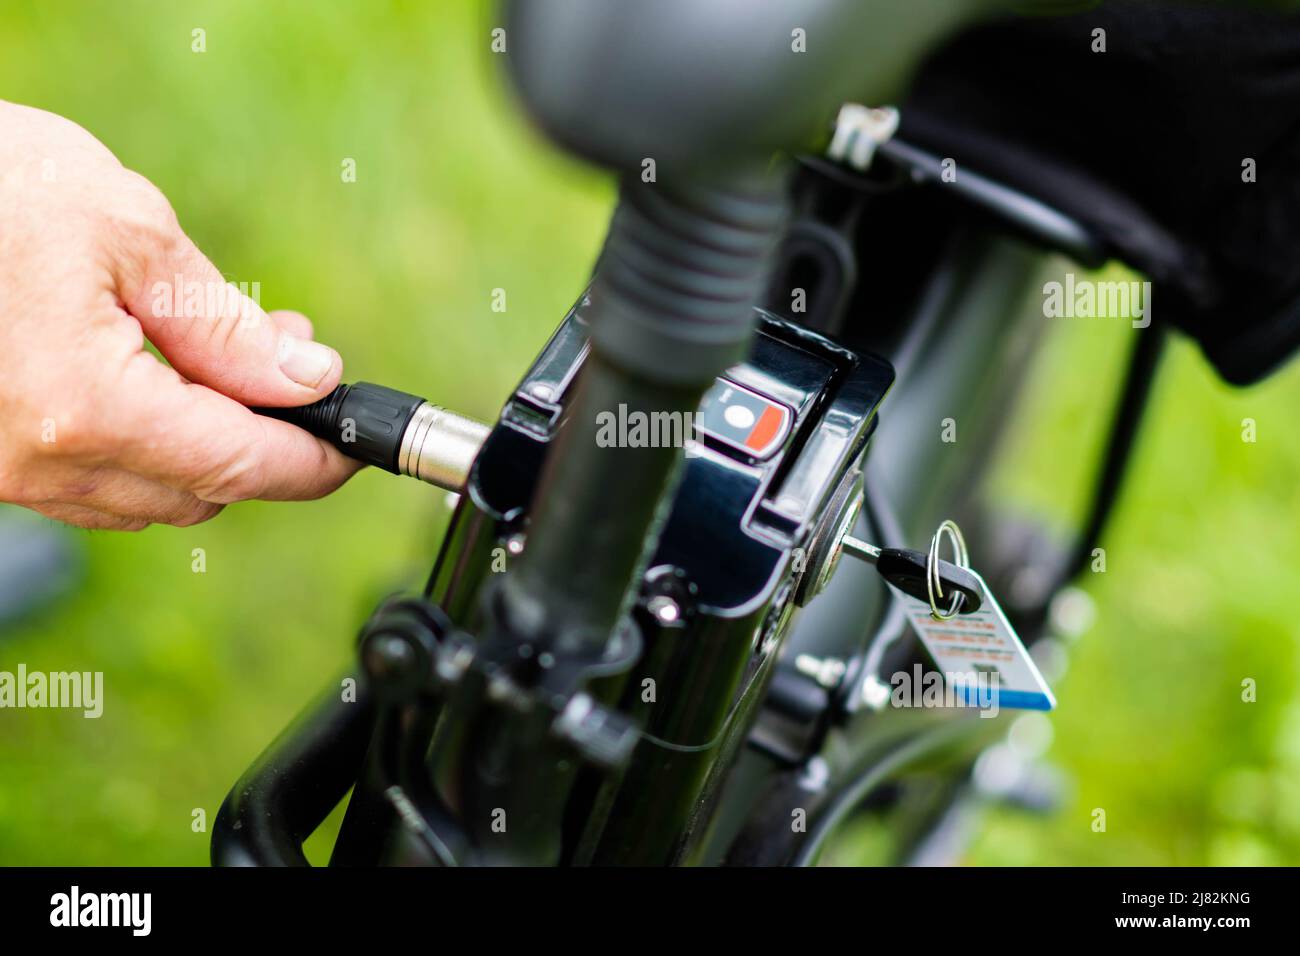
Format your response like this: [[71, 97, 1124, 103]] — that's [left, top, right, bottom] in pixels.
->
[[927, 519, 969, 621]]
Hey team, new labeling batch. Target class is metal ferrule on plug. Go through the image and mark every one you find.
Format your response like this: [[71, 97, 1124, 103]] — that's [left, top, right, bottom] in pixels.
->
[[398, 403, 490, 491]]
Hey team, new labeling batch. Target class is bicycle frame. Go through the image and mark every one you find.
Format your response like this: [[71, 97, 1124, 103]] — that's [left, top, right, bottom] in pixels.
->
[[214, 143, 1156, 865]]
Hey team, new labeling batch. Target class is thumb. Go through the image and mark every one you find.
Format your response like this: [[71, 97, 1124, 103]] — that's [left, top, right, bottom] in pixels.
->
[[119, 231, 342, 407]]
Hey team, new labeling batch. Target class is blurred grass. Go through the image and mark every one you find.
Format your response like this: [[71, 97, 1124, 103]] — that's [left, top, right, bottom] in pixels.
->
[[0, 0, 609, 865], [0, 1, 1297, 866], [969, 312, 1300, 866]]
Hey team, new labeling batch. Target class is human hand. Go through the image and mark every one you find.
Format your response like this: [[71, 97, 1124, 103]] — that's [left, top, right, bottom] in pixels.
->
[[0, 101, 360, 530]]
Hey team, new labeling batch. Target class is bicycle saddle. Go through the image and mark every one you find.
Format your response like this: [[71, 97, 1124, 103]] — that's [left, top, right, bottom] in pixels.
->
[[902, 0, 1300, 385]]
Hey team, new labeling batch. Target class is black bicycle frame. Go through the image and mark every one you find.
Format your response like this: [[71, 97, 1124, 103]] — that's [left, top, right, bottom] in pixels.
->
[[214, 1, 1168, 867], [213, 142, 1163, 866]]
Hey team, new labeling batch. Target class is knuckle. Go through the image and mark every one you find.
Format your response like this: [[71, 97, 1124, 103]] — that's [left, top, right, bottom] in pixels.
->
[[46, 371, 127, 460], [110, 170, 181, 239], [209, 304, 249, 356], [194, 448, 264, 503], [171, 501, 223, 527], [102, 174, 183, 296], [33, 401, 102, 459]]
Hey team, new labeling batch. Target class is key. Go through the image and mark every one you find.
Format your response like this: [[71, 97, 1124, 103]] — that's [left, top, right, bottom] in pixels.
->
[[840, 535, 983, 615]]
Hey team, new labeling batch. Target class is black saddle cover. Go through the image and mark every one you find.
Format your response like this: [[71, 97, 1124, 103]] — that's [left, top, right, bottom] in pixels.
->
[[903, 0, 1300, 385]]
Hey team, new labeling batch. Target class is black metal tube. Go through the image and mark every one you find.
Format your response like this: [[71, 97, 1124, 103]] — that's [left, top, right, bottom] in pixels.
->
[[501, 170, 789, 654], [501, 351, 700, 652], [211, 672, 374, 866], [427, 171, 788, 865], [1066, 324, 1168, 580]]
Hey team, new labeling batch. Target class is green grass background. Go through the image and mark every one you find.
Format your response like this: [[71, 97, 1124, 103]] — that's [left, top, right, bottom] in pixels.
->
[[1, 1, 1297, 866]]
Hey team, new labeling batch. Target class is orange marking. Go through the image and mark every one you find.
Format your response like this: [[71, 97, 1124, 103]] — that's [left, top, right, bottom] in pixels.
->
[[744, 405, 784, 452]]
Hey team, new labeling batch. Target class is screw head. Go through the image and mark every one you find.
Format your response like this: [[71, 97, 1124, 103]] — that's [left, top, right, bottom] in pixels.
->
[[363, 633, 418, 689], [647, 595, 681, 624]]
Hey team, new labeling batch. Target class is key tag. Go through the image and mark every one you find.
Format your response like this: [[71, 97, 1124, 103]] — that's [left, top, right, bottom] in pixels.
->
[[901, 519, 1056, 713]]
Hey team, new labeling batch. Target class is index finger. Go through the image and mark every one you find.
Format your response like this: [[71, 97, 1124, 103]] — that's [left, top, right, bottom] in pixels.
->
[[114, 351, 362, 503]]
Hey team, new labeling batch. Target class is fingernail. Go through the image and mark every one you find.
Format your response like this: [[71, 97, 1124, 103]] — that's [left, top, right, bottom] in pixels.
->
[[278, 334, 336, 388]]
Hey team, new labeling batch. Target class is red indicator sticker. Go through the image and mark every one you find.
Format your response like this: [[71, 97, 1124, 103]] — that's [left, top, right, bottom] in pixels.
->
[[745, 404, 785, 453]]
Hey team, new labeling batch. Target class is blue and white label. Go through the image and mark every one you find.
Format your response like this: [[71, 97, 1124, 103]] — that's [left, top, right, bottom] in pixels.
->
[[900, 569, 1056, 712]]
